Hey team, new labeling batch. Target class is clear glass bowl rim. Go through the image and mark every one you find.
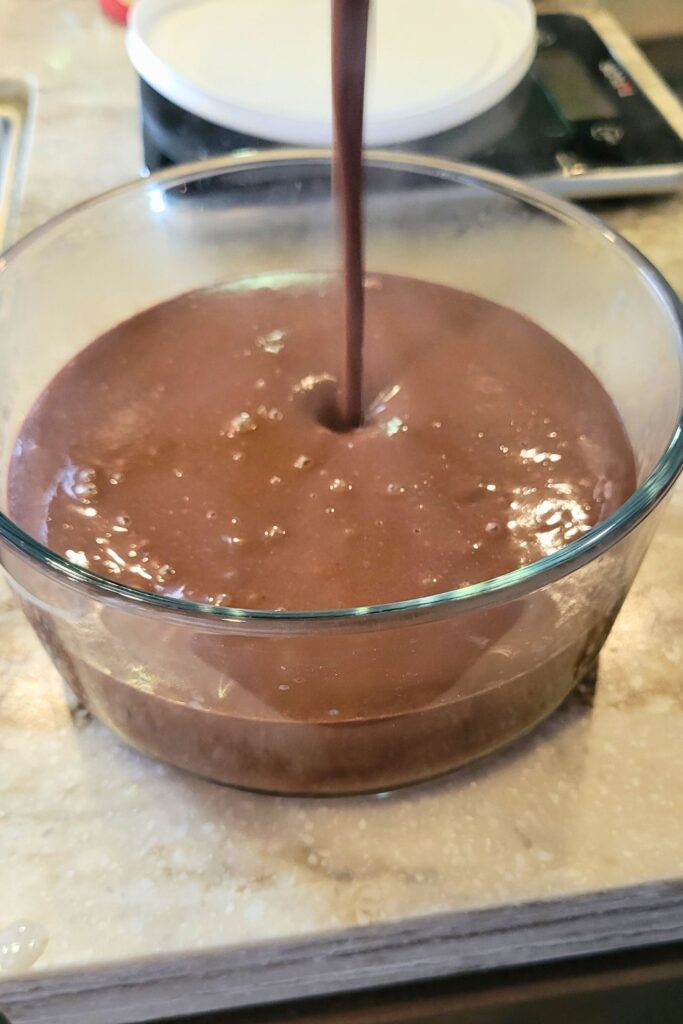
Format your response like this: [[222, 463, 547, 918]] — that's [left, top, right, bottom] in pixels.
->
[[0, 149, 681, 628]]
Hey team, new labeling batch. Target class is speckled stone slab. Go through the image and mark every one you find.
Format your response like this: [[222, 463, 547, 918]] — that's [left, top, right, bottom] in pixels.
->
[[0, 2, 682, 1021]]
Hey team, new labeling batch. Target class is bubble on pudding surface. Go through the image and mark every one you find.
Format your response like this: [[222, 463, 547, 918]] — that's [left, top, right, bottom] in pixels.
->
[[223, 535, 245, 547], [294, 454, 312, 470], [67, 465, 98, 502], [223, 411, 257, 439], [257, 405, 283, 421], [384, 416, 407, 438], [264, 524, 286, 540], [256, 329, 286, 354], [294, 372, 335, 394], [65, 549, 89, 568], [368, 383, 400, 417], [520, 446, 562, 465]]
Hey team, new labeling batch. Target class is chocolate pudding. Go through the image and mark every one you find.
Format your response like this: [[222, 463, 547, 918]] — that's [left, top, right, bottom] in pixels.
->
[[10, 275, 635, 608], [8, 273, 636, 792]]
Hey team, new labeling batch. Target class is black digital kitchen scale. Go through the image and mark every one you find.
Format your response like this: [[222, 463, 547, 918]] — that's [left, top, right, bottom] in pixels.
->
[[410, 10, 683, 197], [139, 9, 683, 200]]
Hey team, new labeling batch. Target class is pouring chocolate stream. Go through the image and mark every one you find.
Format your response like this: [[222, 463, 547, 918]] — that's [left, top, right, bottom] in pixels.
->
[[332, 0, 370, 429]]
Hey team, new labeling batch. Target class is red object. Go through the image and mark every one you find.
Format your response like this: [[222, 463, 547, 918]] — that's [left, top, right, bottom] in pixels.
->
[[100, 0, 131, 24]]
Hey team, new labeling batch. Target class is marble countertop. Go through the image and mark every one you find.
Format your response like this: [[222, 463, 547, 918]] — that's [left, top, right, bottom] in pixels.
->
[[1, 2, 682, 1022]]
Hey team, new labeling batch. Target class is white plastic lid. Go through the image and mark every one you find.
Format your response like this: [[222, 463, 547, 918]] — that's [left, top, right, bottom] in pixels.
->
[[128, 0, 536, 147]]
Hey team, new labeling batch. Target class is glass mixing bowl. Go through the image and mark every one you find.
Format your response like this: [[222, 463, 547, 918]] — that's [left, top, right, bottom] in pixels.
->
[[0, 153, 681, 795]]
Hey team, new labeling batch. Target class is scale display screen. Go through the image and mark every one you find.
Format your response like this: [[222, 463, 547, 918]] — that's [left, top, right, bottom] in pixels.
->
[[403, 12, 683, 192], [535, 50, 619, 121]]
